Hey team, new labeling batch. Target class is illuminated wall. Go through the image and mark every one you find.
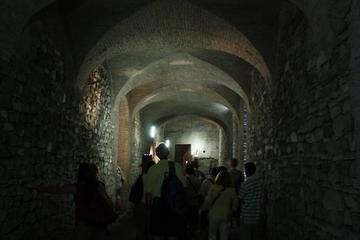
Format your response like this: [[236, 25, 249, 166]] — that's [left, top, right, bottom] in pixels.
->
[[158, 116, 224, 169]]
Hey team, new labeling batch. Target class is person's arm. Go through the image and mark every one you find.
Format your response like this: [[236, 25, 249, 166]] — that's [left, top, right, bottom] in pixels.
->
[[199, 185, 216, 212], [145, 192, 153, 208], [239, 182, 247, 203], [198, 180, 208, 196], [35, 184, 76, 194], [144, 168, 154, 208], [97, 183, 114, 208], [175, 163, 187, 186], [232, 191, 239, 213]]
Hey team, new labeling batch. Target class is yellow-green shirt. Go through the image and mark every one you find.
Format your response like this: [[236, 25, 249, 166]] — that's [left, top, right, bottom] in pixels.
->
[[144, 160, 186, 198], [200, 184, 239, 218]]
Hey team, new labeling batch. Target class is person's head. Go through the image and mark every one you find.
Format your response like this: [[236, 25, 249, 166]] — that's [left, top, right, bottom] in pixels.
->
[[191, 160, 199, 170], [217, 166, 228, 173], [185, 164, 195, 176], [77, 163, 98, 203], [215, 170, 232, 188], [144, 160, 155, 174], [156, 143, 170, 160], [228, 158, 238, 168], [210, 167, 220, 179], [77, 163, 96, 185], [89, 163, 99, 180], [245, 162, 256, 177]]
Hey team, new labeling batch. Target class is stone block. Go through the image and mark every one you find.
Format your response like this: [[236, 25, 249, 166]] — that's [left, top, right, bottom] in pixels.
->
[[0, 110, 8, 119], [333, 115, 346, 139], [345, 196, 360, 212], [323, 189, 343, 211], [290, 132, 298, 142], [330, 105, 342, 119], [4, 123, 14, 132], [344, 211, 352, 226]]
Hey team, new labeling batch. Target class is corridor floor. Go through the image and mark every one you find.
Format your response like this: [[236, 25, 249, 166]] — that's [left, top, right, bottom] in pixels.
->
[[107, 213, 243, 240], [109, 214, 136, 240]]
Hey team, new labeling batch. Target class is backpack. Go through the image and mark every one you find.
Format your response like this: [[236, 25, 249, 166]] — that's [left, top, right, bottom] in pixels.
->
[[129, 174, 144, 204], [161, 161, 187, 214]]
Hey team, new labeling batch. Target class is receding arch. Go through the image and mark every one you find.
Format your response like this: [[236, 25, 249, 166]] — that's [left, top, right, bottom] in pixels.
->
[[112, 52, 251, 115], [77, 0, 272, 89], [130, 83, 239, 122]]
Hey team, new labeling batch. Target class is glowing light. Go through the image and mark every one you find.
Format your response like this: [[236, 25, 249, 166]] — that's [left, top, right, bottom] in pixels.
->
[[168, 60, 193, 66], [121, 68, 142, 78], [150, 126, 156, 138], [165, 139, 170, 148], [192, 149, 199, 157]]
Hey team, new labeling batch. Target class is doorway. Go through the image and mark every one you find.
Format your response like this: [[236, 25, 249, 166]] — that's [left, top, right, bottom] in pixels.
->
[[175, 144, 191, 165]]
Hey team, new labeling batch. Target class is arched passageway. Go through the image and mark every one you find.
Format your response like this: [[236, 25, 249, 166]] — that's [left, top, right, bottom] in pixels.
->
[[1, 0, 360, 240]]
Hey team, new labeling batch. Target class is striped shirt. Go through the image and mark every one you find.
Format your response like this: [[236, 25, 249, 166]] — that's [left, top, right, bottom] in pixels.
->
[[239, 175, 263, 224]]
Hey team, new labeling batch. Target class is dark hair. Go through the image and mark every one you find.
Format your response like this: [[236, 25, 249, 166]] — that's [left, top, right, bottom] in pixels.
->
[[89, 163, 99, 176], [185, 164, 195, 175], [229, 158, 238, 167], [156, 143, 169, 160], [210, 167, 220, 178], [245, 162, 256, 176], [144, 160, 155, 174], [77, 163, 98, 204], [191, 160, 199, 169], [215, 170, 231, 188], [217, 166, 228, 173]]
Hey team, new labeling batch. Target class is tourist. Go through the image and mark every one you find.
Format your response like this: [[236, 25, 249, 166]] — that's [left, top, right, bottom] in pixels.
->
[[116, 165, 125, 212], [199, 167, 220, 199], [130, 154, 155, 240], [228, 158, 244, 223], [199, 170, 238, 240], [35, 163, 117, 240], [191, 160, 206, 182], [185, 164, 202, 238], [144, 143, 187, 240], [198, 166, 220, 239], [239, 162, 263, 240], [217, 166, 228, 173], [228, 158, 244, 194]]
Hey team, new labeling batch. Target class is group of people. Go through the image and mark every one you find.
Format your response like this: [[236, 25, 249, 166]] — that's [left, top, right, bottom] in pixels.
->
[[130, 143, 263, 240], [35, 143, 263, 240]]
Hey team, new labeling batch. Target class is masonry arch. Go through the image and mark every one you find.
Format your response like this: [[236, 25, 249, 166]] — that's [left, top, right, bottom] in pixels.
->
[[76, 0, 272, 89]]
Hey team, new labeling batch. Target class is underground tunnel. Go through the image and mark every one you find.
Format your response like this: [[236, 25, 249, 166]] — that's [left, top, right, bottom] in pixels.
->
[[0, 0, 360, 240]]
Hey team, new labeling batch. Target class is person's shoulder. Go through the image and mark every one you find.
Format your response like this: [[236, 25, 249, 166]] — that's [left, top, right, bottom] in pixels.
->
[[210, 183, 222, 191], [147, 163, 160, 175]]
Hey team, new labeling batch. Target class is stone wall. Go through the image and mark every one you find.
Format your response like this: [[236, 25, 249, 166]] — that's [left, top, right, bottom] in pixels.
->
[[117, 97, 130, 180], [0, 23, 116, 240], [249, 2, 359, 240]]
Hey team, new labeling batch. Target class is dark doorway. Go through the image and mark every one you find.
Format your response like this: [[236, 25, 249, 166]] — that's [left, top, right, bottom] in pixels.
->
[[175, 144, 191, 165]]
